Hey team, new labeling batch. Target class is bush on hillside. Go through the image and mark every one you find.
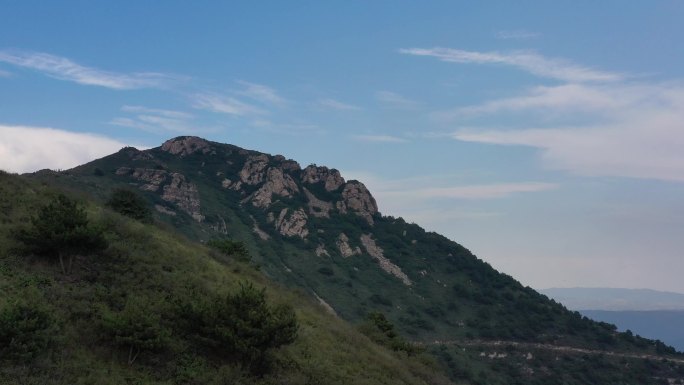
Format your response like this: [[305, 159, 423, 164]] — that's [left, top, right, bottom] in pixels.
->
[[14, 194, 107, 274], [189, 282, 298, 375], [0, 300, 54, 362], [106, 188, 152, 223], [207, 238, 251, 263], [99, 297, 171, 365]]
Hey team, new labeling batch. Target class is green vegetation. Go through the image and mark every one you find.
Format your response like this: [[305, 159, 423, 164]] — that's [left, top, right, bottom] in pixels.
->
[[207, 238, 251, 263], [14, 193, 107, 274], [105, 188, 152, 222], [0, 172, 452, 385]]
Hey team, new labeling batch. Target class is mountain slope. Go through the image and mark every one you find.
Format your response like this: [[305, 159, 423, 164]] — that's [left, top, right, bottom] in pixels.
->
[[27, 136, 684, 384], [0, 171, 453, 385]]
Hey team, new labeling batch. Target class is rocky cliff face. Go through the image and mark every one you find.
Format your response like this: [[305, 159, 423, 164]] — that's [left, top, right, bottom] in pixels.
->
[[110, 136, 405, 280]]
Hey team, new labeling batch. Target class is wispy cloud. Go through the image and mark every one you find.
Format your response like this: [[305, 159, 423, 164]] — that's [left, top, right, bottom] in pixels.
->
[[382, 182, 558, 199], [450, 82, 684, 181], [111, 105, 210, 134], [352, 135, 407, 143], [0, 68, 11, 77], [319, 98, 361, 111], [399, 47, 622, 83], [236, 81, 286, 106], [0, 50, 182, 90], [376, 90, 420, 109], [191, 92, 266, 116], [121, 105, 193, 119], [433, 83, 645, 120], [0, 124, 137, 173], [495, 30, 539, 40]]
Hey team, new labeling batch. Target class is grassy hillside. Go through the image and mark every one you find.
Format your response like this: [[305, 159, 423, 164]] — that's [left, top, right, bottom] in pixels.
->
[[0, 171, 453, 385]]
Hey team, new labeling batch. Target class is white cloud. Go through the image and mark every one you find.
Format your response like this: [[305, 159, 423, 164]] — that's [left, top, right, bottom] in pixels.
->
[[121, 105, 193, 119], [0, 50, 181, 90], [399, 47, 622, 83], [352, 135, 407, 143], [450, 81, 684, 182], [237, 81, 286, 106], [191, 92, 265, 116], [112, 105, 210, 134], [376, 91, 420, 109], [319, 98, 361, 111], [495, 30, 539, 40], [382, 182, 558, 199], [0, 125, 136, 173], [0, 68, 11, 77]]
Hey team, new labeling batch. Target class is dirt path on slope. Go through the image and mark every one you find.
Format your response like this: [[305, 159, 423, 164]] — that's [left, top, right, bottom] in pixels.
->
[[423, 339, 684, 364]]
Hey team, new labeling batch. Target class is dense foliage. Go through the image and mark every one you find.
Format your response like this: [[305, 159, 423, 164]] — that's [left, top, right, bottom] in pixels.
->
[[105, 188, 152, 222], [14, 193, 107, 274]]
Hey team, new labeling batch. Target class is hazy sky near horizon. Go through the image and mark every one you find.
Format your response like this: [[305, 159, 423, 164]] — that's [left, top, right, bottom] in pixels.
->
[[2, 1, 684, 292]]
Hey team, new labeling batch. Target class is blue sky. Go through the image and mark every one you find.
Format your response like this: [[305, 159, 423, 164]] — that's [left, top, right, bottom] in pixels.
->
[[2, 1, 684, 291]]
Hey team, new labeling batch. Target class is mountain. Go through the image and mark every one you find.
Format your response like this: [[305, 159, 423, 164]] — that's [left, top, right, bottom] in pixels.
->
[[16, 136, 684, 384], [541, 287, 684, 311], [542, 288, 684, 353], [581, 310, 684, 353], [0, 171, 451, 385]]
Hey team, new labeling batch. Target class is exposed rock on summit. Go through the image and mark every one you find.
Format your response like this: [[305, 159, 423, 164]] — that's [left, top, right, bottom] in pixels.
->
[[239, 154, 270, 185], [301, 165, 345, 191], [161, 136, 214, 157], [338, 181, 378, 225]]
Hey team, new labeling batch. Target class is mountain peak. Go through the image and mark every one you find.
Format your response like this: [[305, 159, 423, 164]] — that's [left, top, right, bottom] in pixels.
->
[[160, 136, 214, 157]]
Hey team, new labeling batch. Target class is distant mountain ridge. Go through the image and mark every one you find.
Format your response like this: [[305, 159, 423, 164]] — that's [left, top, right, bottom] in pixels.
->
[[541, 287, 684, 311]]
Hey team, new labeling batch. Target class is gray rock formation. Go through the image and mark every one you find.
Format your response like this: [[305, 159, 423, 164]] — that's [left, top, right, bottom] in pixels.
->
[[161, 173, 204, 222], [251, 168, 300, 208], [338, 181, 378, 225], [303, 188, 333, 218], [360, 234, 411, 286], [239, 154, 269, 185], [336, 233, 361, 257], [301, 165, 345, 191], [161, 136, 213, 157], [275, 208, 309, 238]]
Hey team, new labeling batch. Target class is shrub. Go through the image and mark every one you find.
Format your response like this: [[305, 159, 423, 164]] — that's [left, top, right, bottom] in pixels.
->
[[106, 188, 152, 222], [208, 239, 251, 263], [192, 282, 298, 375], [0, 300, 54, 362], [99, 297, 171, 365], [361, 311, 421, 356], [15, 194, 107, 274]]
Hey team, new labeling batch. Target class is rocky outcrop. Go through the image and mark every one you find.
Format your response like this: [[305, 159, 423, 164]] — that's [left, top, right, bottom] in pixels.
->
[[251, 168, 300, 208], [336, 233, 361, 258], [315, 244, 330, 257], [301, 165, 345, 191], [338, 181, 378, 225], [161, 136, 213, 157], [275, 208, 309, 238], [133, 168, 168, 191], [360, 234, 411, 286], [154, 204, 176, 216], [239, 154, 269, 185], [162, 173, 204, 222], [303, 188, 333, 218]]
